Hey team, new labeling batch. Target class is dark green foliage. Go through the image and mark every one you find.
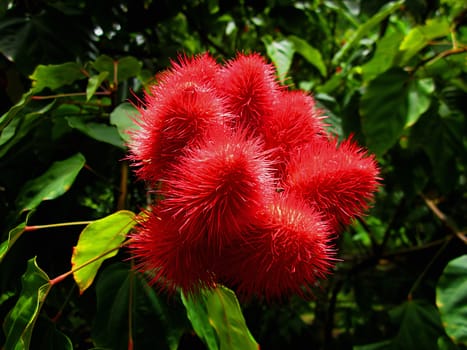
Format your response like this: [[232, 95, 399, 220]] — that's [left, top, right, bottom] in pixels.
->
[[1, 0, 466, 349]]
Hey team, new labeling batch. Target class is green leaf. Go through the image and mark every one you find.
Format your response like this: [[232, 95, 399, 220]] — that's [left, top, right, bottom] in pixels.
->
[[116, 56, 142, 82], [0, 89, 33, 130], [92, 55, 142, 83], [181, 292, 219, 350], [360, 67, 410, 156], [110, 102, 139, 143], [399, 18, 451, 64], [287, 35, 327, 77], [437, 335, 459, 350], [356, 300, 445, 350], [0, 219, 27, 264], [409, 111, 465, 193], [29, 62, 85, 93], [332, 1, 404, 65], [32, 318, 73, 350], [0, 100, 56, 158], [92, 263, 189, 350], [66, 116, 125, 148], [389, 300, 445, 350], [436, 255, 467, 345], [362, 30, 405, 81], [71, 210, 136, 293], [182, 286, 259, 350], [86, 72, 109, 101], [2, 257, 51, 350], [406, 78, 434, 127], [262, 36, 294, 80], [353, 339, 392, 350], [15, 153, 86, 212], [92, 55, 114, 79]]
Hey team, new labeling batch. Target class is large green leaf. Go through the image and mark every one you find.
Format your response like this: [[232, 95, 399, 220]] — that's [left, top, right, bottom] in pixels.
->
[[92, 263, 189, 350], [355, 300, 445, 350], [287, 35, 327, 77], [92, 55, 114, 78], [409, 110, 465, 192], [182, 286, 259, 350], [263, 36, 294, 80], [71, 210, 136, 294], [29, 62, 85, 93], [110, 102, 139, 143], [116, 56, 142, 82], [360, 67, 410, 156], [362, 30, 405, 81], [66, 116, 125, 148], [332, 1, 404, 65], [264, 35, 327, 79], [436, 255, 467, 345], [389, 300, 445, 350], [2, 257, 51, 350], [15, 153, 86, 212], [399, 18, 451, 65]]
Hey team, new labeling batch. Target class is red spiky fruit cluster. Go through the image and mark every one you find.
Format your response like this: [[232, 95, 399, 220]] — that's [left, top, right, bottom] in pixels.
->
[[128, 52, 380, 300]]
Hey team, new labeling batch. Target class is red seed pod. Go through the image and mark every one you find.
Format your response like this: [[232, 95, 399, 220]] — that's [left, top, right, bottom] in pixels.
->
[[218, 52, 281, 132], [128, 82, 227, 183], [261, 89, 327, 178], [217, 193, 335, 301], [161, 126, 276, 250], [285, 137, 380, 231], [130, 208, 218, 295]]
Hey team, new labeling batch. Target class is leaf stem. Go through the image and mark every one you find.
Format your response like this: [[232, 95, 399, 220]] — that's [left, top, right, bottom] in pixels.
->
[[49, 238, 134, 286], [31, 91, 111, 100], [51, 284, 77, 323], [25, 221, 94, 231], [407, 237, 451, 300]]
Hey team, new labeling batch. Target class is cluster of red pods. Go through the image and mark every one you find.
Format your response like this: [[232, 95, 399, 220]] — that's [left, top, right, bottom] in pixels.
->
[[128, 52, 380, 300]]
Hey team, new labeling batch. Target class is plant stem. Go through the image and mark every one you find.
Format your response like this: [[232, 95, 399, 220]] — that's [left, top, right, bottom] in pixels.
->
[[128, 259, 135, 350], [24, 221, 93, 231], [407, 237, 451, 300], [422, 195, 467, 244], [49, 238, 134, 286], [31, 91, 111, 100]]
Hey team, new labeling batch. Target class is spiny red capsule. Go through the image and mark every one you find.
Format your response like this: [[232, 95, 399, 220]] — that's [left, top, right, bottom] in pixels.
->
[[285, 137, 380, 231], [130, 208, 217, 295], [128, 81, 226, 183], [161, 126, 276, 250], [218, 52, 280, 132], [261, 90, 327, 177], [217, 193, 335, 301]]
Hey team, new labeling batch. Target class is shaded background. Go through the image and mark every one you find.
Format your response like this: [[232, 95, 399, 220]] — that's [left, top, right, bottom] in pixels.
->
[[1, 0, 467, 349]]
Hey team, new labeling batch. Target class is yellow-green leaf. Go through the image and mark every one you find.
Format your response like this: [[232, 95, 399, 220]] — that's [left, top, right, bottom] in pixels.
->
[[71, 210, 136, 293]]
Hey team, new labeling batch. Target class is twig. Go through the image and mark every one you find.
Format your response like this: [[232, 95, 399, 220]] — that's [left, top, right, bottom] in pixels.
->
[[31, 91, 111, 100], [422, 195, 467, 244], [407, 237, 451, 300]]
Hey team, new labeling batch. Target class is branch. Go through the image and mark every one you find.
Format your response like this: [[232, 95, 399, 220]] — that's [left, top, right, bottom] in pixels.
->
[[422, 195, 467, 244], [409, 46, 467, 74]]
